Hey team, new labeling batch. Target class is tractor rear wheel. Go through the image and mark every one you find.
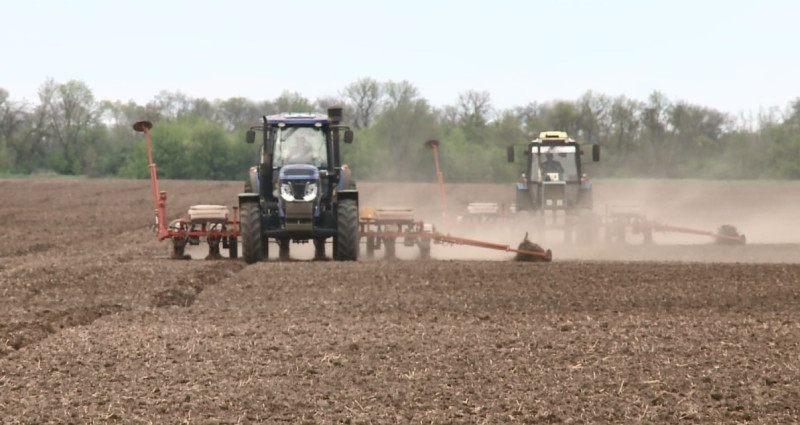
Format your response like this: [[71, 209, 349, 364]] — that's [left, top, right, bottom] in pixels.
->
[[240, 202, 264, 264], [334, 199, 359, 261]]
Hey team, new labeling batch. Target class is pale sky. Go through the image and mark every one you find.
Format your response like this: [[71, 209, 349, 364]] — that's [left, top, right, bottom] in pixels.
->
[[3, 0, 799, 117]]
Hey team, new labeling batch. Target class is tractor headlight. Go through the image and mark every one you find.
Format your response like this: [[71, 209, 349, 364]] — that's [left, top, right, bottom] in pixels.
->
[[280, 182, 294, 201], [303, 182, 318, 201], [280, 181, 318, 202]]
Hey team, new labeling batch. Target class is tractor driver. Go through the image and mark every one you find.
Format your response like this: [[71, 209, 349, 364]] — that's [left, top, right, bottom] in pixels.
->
[[285, 136, 315, 164], [540, 153, 564, 180]]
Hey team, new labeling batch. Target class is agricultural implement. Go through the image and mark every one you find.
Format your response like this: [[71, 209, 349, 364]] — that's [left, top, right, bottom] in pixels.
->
[[133, 121, 240, 260], [358, 206, 552, 262], [454, 202, 746, 246], [598, 205, 746, 245], [352, 139, 552, 262]]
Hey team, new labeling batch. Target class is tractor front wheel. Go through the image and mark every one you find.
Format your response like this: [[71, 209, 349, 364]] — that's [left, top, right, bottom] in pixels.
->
[[240, 202, 264, 264], [334, 199, 359, 261]]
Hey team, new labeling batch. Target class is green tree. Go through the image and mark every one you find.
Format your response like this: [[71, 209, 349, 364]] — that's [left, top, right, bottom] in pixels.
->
[[153, 90, 193, 121], [343, 77, 382, 129], [119, 120, 188, 179], [514, 102, 548, 140], [34, 79, 102, 175], [274, 91, 314, 113], [0, 89, 28, 172], [668, 101, 729, 176], [456, 90, 493, 131], [366, 88, 439, 182], [383, 80, 419, 109], [641, 91, 671, 177], [604, 96, 643, 176], [215, 97, 260, 131], [6, 76, 800, 181], [546, 100, 581, 136], [484, 111, 527, 182]]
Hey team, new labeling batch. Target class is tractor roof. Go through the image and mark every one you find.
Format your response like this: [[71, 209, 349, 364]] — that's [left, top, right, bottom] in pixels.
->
[[264, 112, 331, 126], [533, 130, 576, 143]]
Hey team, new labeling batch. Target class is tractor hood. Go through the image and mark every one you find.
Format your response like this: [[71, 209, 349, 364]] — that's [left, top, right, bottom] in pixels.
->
[[278, 164, 321, 204], [279, 163, 320, 181]]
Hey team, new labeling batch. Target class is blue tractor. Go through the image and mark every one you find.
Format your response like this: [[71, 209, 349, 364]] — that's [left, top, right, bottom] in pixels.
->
[[239, 107, 358, 263]]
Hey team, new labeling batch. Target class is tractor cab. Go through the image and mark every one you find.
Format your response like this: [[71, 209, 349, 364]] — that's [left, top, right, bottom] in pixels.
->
[[529, 132, 580, 183], [508, 131, 599, 213], [273, 125, 327, 169], [244, 111, 353, 204]]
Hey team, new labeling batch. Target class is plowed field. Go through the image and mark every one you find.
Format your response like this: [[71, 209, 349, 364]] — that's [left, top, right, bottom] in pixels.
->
[[1, 178, 799, 424]]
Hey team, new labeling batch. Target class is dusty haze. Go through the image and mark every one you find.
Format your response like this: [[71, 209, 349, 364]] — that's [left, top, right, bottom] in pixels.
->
[[357, 180, 800, 263]]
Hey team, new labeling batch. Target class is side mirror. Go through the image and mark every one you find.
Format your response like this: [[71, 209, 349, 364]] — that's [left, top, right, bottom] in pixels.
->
[[246, 130, 256, 144], [343, 130, 354, 144], [506, 145, 515, 163], [592, 144, 600, 162]]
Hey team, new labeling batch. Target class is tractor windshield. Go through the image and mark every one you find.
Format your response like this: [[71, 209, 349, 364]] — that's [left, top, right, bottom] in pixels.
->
[[530, 145, 578, 182], [274, 126, 327, 168]]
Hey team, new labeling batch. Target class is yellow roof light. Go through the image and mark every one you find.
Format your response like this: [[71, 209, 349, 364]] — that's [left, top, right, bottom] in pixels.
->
[[539, 131, 568, 140]]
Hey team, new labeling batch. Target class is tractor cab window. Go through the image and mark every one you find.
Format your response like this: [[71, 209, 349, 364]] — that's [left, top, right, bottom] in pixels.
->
[[531, 146, 578, 182], [274, 126, 327, 168]]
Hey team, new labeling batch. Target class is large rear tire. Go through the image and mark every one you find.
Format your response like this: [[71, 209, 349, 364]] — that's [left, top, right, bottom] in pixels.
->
[[240, 202, 264, 264], [334, 199, 359, 261]]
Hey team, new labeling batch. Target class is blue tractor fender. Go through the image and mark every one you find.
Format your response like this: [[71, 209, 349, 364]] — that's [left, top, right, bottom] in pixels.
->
[[246, 166, 259, 193], [337, 164, 356, 191]]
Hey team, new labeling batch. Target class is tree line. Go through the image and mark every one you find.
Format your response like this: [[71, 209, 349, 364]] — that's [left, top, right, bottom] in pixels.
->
[[2, 77, 800, 183]]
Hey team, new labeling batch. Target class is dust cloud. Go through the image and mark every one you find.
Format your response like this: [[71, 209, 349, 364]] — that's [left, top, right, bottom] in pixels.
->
[[358, 180, 800, 263]]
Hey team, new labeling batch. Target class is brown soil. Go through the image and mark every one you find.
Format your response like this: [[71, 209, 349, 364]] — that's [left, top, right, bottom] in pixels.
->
[[0, 178, 798, 423]]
